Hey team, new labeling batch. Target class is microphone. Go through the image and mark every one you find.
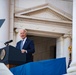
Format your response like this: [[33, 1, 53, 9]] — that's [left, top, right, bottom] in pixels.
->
[[4, 40, 13, 45]]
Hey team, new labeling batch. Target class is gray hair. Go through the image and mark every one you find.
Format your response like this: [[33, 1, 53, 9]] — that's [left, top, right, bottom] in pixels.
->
[[19, 29, 27, 34]]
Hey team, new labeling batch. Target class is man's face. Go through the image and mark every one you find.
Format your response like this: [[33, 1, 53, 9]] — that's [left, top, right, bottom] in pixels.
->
[[20, 30, 26, 39]]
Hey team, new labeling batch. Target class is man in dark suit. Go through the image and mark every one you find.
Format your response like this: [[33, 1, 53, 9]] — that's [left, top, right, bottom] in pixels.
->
[[16, 29, 35, 63]]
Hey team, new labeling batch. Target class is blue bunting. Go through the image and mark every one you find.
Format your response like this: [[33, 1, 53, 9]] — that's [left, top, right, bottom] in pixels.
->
[[10, 58, 66, 75]]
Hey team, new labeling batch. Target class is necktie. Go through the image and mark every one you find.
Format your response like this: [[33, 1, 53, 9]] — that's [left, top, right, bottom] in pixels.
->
[[20, 40, 24, 50]]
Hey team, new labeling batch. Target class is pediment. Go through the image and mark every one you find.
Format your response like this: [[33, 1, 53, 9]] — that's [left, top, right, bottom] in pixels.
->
[[15, 3, 72, 23]]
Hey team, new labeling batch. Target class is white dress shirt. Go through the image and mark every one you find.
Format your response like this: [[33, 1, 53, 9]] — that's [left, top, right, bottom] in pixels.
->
[[22, 37, 27, 53], [22, 37, 27, 47]]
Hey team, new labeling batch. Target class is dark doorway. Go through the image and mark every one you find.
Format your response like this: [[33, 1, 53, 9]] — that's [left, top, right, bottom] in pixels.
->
[[28, 35, 56, 61]]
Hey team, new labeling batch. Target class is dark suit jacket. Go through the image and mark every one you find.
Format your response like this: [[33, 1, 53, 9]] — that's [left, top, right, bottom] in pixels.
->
[[16, 38, 35, 63]]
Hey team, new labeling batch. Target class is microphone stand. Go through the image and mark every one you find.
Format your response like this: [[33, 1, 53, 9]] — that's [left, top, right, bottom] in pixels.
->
[[4, 40, 13, 47], [5, 43, 9, 47]]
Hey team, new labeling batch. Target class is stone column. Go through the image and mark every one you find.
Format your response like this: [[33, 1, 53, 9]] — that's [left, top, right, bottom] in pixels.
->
[[0, 0, 10, 48], [67, 0, 76, 74], [0, 0, 13, 75], [14, 28, 21, 46], [63, 35, 71, 67], [56, 36, 71, 67], [56, 36, 64, 58], [8, 0, 15, 47], [10, 0, 14, 45]]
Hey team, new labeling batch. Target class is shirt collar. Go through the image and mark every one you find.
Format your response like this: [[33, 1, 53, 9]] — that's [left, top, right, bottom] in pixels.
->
[[23, 37, 27, 41], [22, 37, 27, 44]]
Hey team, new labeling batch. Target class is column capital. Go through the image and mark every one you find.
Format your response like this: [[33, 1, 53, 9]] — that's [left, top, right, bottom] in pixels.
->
[[14, 28, 19, 33], [62, 34, 72, 39], [14, 28, 21, 33]]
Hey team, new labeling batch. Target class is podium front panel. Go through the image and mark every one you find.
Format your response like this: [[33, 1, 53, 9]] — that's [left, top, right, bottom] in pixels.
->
[[0, 45, 26, 65]]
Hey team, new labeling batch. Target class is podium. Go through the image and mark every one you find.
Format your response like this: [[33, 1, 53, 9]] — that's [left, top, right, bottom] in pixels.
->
[[0, 45, 26, 68]]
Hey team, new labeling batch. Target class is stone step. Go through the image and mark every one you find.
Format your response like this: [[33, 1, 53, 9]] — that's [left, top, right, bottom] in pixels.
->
[[0, 63, 13, 75], [64, 72, 76, 75]]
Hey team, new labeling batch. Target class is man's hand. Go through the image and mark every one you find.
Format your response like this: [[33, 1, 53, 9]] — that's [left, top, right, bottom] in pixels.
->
[[21, 49, 27, 53]]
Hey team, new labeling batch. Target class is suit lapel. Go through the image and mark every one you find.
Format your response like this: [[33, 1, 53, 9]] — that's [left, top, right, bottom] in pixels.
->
[[22, 38, 28, 49], [18, 41, 22, 50]]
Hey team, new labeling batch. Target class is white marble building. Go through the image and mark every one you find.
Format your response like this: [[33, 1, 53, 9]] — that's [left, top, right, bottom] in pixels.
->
[[1, 0, 76, 75]]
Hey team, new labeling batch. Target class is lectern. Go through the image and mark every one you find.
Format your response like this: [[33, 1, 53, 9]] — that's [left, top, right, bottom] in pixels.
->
[[0, 45, 26, 68]]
